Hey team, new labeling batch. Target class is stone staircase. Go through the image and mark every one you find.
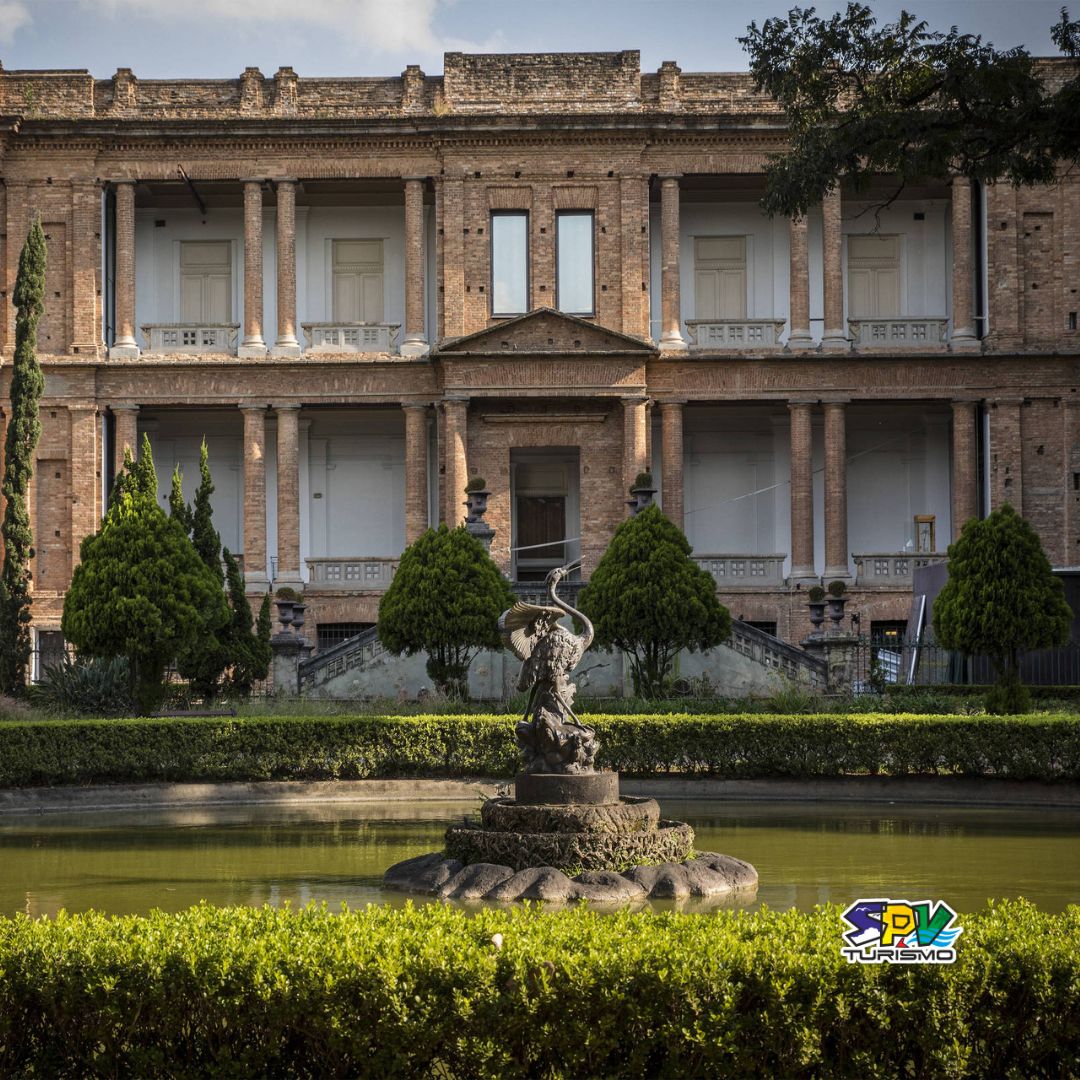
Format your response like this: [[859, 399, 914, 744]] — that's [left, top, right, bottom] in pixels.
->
[[295, 615, 826, 698]]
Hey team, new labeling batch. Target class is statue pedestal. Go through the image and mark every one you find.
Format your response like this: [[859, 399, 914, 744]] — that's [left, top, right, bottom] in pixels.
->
[[514, 771, 619, 806]]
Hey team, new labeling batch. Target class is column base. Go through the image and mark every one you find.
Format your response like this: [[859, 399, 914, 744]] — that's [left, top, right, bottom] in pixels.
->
[[244, 572, 270, 595], [785, 331, 815, 351], [658, 332, 688, 354], [790, 568, 820, 586], [823, 568, 853, 584], [399, 339, 430, 357], [273, 573, 304, 592], [820, 332, 850, 352], [949, 332, 981, 353], [238, 343, 268, 358], [108, 343, 140, 360], [271, 342, 303, 358]]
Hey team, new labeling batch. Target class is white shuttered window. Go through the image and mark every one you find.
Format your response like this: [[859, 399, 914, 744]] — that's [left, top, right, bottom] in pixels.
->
[[847, 234, 901, 317], [332, 239, 385, 323], [180, 241, 231, 322], [694, 236, 747, 319]]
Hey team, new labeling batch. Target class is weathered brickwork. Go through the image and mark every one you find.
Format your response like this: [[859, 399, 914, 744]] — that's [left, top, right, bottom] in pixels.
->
[[0, 52, 1078, 653]]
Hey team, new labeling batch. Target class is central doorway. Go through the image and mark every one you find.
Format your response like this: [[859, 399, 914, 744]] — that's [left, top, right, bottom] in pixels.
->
[[510, 449, 581, 582]]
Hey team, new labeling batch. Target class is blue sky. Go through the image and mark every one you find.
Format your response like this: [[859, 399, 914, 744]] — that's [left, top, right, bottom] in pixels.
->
[[5, 1, 1070, 78]]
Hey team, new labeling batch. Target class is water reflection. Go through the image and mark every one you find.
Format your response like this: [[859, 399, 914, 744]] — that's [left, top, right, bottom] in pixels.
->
[[1, 798, 1077, 917]]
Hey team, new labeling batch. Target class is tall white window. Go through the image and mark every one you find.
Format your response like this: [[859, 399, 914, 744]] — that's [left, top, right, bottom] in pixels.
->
[[179, 241, 231, 322], [491, 211, 528, 316], [556, 210, 594, 315], [332, 239, 384, 323], [693, 236, 747, 319], [847, 234, 901, 317]]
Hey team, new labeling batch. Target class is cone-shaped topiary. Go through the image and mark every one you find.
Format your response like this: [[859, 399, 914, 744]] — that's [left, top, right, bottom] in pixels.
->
[[579, 504, 732, 698], [377, 524, 515, 700], [933, 504, 1072, 713], [0, 218, 46, 695], [62, 435, 230, 713]]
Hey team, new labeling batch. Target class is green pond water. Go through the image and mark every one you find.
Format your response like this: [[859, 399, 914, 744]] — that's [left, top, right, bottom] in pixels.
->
[[1, 799, 1077, 917]]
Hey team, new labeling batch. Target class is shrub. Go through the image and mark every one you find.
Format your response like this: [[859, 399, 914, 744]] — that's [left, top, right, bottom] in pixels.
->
[[934, 505, 1072, 713], [26, 657, 133, 717], [0, 712, 1078, 787], [465, 475, 487, 492], [808, 585, 826, 602], [377, 525, 515, 700], [827, 579, 847, 597], [274, 586, 301, 602], [631, 471, 654, 490], [580, 505, 731, 698], [0, 901, 1076, 1077], [62, 437, 229, 713]]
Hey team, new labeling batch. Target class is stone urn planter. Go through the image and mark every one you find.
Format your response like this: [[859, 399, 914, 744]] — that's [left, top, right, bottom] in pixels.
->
[[826, 580, 848, 629], [807, 586, 827, 632], [465, 480, 490, 523], [629, 472, 657, 515]]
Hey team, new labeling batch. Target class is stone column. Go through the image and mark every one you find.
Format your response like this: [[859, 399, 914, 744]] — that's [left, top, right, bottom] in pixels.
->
[[787, 216, 813, 349], [239, 179, 267, 357], [111, 403, 139, 482], [274, 403, 302, 587], [622, 396, 649, 512], [950, 176, 979, 350], [69, 405, 99, 573], [404, 403, 430, 544], [401, 177, 429, 356], [442, 397, 469, 528], [658, 176, 686, 351], [788, 400, 816, 582], [823, 400, 850, 581], [821, 188, 848, 350], [110, 180, 139, 358], [272, 179, 301, 357], [241, 404, 269, 590], [660, 400, 685, 530], [951, 400, 979, 534]]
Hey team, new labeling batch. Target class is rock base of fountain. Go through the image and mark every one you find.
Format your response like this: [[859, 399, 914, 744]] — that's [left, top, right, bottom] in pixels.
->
[[383, 771, 758, 903]]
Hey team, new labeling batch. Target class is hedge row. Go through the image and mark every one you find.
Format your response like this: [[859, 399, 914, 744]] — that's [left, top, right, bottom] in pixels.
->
[[1, 902, 1077, 1077], [2, 713, 1079, 787]]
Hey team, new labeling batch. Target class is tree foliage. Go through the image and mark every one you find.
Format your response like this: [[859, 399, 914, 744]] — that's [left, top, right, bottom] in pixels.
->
[[62, 435, 229, 713], [0, 218, 46, 694], [933, 504, 1072, 712], [579, 505, 731, 698], [222, 549, 271, 697], [377, 525, 515, 699], [740, 3, 1080, 217]]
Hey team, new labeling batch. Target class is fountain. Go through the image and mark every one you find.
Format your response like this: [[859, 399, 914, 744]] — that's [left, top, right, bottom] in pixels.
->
[[384, 565, 758, 903]]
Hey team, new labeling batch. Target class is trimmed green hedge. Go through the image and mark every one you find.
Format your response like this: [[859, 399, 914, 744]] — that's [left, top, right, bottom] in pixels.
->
[[0, 902, 1077, 1077], [1, 713, 1079, 787]]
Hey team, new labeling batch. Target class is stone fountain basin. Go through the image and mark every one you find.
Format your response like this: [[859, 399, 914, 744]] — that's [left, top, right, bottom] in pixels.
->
[[480, 795, 660, 834], [384, 851, 758, 904]]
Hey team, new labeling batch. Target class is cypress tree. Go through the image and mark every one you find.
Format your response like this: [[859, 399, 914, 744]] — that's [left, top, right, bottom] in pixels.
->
[[222, 548, 271, 695], [0, 218, 47, 695]]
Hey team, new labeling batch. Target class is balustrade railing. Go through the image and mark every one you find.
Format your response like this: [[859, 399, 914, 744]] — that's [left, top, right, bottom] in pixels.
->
[[304, 556, 398, 591], [302, 323, 400, 353], [852, 552, 947, 586], [847, 317, 949, 348], [685, 319, 786, 350], [141, 323, 240, 355], [693, 554, 787, 588]]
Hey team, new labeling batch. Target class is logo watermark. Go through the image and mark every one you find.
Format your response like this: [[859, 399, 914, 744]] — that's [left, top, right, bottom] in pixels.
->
[[841, 899, 963, 964]]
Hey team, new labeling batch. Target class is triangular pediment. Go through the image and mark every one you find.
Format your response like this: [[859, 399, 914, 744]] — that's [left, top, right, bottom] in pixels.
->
[[434, 308, 656, 356]]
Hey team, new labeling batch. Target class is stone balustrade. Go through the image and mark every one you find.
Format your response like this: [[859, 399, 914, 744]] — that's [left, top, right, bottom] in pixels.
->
[[685, 319, 786, 350], [693, 554, 787, 588], [141, 323, 240, 355], [301, 323, 401, 353], [304, 556, 399, 591], [853, 552, 948, 586], [847, 317, 949, 348]]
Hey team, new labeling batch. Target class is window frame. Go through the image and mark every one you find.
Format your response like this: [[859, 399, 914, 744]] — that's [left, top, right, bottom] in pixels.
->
[[555, 209, 596, 317], [489, 209, 530, 318]]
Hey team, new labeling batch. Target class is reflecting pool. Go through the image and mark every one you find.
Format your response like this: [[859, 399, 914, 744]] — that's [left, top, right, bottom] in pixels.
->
[[1, 798, 1077, 917]]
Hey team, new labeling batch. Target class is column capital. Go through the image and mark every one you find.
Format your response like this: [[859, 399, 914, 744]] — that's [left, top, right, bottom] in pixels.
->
[[271, 401, 302, 412], [240, 176, 267, 186], [787, 398, 817, 409], [112, 177, 138, 186], [442, 395, 470, 405], [272, 176, 298, 186], [821, 398, 850, 408], [993, 396, 1025, 406], [658, 398, 687, 409], [621, 393, 649, 406], [239, 402, 269, 412], [403, 400, 433, 411], [111, 402, 140, 413], [403, 175, 430, 183], [658, 173, 683, 183]]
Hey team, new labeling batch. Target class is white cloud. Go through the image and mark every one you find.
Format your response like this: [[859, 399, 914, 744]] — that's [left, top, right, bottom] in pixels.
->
[[0, 1, 31, 46], [80, 0, 501, 58]]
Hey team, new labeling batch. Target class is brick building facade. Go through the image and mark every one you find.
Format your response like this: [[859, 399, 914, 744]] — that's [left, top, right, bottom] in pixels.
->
[[0, 51, 1078, 665]]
